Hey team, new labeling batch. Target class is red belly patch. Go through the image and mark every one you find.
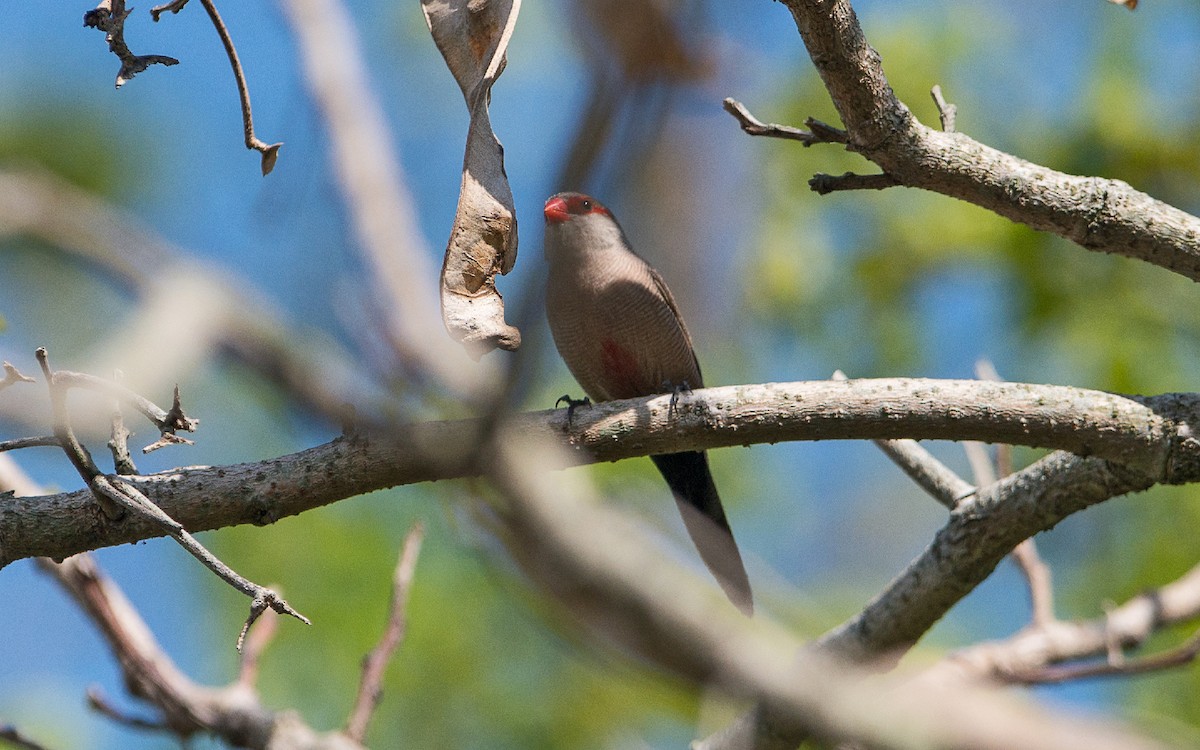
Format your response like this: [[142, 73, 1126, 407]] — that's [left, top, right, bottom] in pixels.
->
[[599, 338, 643, 399]]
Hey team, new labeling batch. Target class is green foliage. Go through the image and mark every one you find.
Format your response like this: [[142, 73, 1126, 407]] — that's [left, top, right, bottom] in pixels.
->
[[0, 102, 138, 195]]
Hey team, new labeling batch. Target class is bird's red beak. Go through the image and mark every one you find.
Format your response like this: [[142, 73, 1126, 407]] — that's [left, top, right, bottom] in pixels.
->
[[544, 196, 569, 224]]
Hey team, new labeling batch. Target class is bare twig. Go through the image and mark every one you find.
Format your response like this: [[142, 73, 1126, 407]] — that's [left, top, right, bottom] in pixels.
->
[[83, 0, 179, 88], [45, 371, 198, 451], [35, 349, 197, 463], [90, 473, 311, 647], [722, 98, 834, 145], [345, 523, 425, 743], [0, 457, 337, 749], [148, 0, 281, 172], [1012, 540, 1056, 627], [86, 687, 170, 731], [36, 348, 306, 642], [236, 608, 278, 688], [876, 438, 974, 508], [929, 559, 1200, 687], [194, 0, 282, 174], [1015, 628, 1200, 683], [107, 371, 138, 475], [930, 84, 956, 133], [149, 0, 190, 21], [37, 348, 123, 518], [0, 436, 61, 453]]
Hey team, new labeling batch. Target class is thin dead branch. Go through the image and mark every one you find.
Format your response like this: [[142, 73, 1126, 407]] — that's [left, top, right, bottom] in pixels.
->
[[195, 0, 282, 174], [345, 523, 425, 742], [930, 84, 956, 133], [723, 99, 850, 146]]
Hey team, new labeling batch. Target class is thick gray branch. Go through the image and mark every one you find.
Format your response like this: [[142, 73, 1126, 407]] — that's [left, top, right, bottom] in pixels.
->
[[816, 450, 1154, 662], [772, 0, 1200, 282], [4, 378, 1200, 566]]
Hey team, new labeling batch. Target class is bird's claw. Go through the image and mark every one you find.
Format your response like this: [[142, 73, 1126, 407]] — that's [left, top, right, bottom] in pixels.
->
[[556, 394, 591, 430], [666, 380, 692, 418]]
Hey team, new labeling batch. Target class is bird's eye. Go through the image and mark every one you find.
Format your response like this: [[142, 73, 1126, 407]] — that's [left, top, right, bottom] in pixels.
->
[[580, 200, 591, 211]]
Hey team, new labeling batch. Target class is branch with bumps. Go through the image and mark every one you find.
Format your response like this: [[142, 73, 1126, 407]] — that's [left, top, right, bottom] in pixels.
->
[[5, 375, 1200, 563]]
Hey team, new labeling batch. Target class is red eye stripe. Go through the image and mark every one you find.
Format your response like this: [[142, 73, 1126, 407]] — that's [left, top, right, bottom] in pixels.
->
[[544, 193, 612, 223], [566, 195, 610, 217]]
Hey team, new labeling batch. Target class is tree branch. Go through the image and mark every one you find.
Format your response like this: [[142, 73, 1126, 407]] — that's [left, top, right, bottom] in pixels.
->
[[4, 377, 1199, 566], [744, 0, 1200, 284], [38, 554, 358, 749]]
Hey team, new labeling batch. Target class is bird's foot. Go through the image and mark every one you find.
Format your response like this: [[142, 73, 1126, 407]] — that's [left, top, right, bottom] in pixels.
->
[[665, 380, 693, 418], [555, 394, 591, 430]]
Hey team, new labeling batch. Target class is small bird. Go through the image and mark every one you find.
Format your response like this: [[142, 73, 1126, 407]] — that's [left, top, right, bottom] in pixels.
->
[[543, 192, 753, 614]]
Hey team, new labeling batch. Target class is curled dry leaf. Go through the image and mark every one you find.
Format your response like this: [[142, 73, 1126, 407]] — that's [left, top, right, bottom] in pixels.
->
[[423, 0, 522, 358]]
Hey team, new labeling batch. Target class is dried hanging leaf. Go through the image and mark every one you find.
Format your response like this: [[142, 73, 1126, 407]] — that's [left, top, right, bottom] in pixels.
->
[[422, 0, 522, 358]]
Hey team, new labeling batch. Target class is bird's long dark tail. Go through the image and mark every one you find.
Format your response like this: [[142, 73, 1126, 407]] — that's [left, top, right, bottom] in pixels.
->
[[650, 451, 754, 615]]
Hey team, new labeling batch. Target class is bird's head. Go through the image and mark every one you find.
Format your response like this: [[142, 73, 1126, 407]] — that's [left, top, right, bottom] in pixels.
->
[[544, 192, 612, 224], [543, 192, 627, 263]]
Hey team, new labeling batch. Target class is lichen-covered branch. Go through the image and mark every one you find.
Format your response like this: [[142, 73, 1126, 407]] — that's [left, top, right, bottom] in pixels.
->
[[4, 377, 1200, 566]]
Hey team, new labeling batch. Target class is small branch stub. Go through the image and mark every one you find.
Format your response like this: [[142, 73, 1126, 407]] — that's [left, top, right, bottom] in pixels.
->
[[930, 84, 957, 133], [722, 98, 848, 146]]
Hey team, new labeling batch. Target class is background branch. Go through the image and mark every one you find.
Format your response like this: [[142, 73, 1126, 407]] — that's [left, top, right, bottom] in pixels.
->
[[924, 559, 1200, 687], [280, 0, 479, 394], [490, 429, 1167, 750]]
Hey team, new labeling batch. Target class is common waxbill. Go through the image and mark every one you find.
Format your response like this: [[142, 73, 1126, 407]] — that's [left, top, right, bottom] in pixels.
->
[[543, 192, 753, 615]]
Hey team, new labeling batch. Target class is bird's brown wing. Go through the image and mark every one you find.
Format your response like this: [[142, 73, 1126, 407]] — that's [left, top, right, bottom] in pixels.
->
[[647, 266, 704, 389]]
